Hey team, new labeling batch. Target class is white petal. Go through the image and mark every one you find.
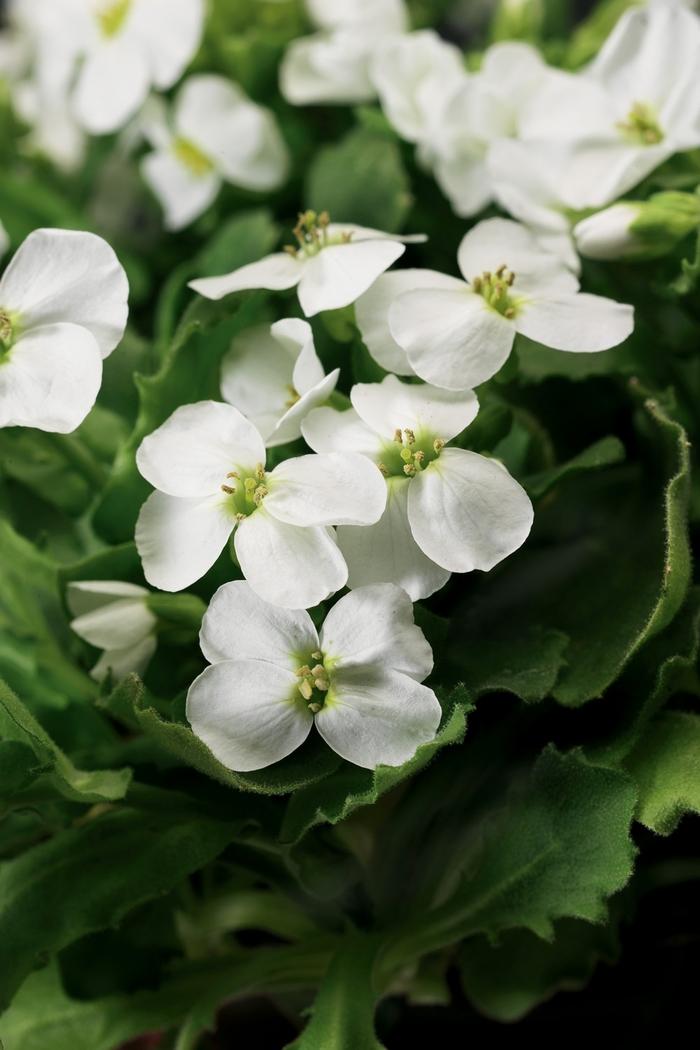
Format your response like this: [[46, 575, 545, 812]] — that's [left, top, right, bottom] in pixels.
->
[[268, 370, 339, 448], [351, 374, 479, 444], [136, 491, 234, 592], [488, 139, 572, 234], [302, 406, 382, 458], [280, 30, 378, 105], [66, 580, 150, 618], [126, 0, 204, 89], [142, 149, 221, 231], [390, 287, 514, 391], [186, 660, 313, 772], [200, 580, 318, 667], [0, 228, 129, 357], [307, 0, 407, 32], [0, 323, 102, 433], [516, 293, 634, 352], [70, 598, 155, 650], [72, 39, 150, 134], [91, 635, 157, 684], [320, 583, 432, 681], [324, 223, 426, 244], [234, 510, 347, 609], [434, 153, 494, 219], [285, 319, 325, 394], [266, 453, 386, 526], [338, 477, 451, 601], [355, 269, 463, 377], [456, 217, 571, 283], [136, 401, 266, 498], [315, 667, 442, 769], [221, 324, 297, 440], [189, 253, 303, 301], [407, 448, 533, 573], [297, 239, 405, 317]]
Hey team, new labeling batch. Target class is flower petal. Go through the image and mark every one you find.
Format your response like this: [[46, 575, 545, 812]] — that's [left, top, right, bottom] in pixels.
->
[[355, 268, 463, 376], [136, 401, 266, 498], [407, 448, 533, 573], [200, 580, 318, 667], [266, 452, 386, 526], [456, 217, 571, 283], [320, 583, 433, 681], [186, 660, 313, 772], [234, 510, 347, 609], [0, 323, 102, 433], [0, 228, 129, 357], [390, 287, 514, 391], [66, 580, 150, 618], [72, 39, 150, 134], [297, 239, 405, 317], [337, 477, 451, 601], [70, 597, 155, 651], [189, 253, 303, 301], [136, 491, 234, 592], [268, 370, 340, 448], [142, 149, 221, 231], [221, 324, 297, 440], [91, 635, 157, 684], [315, 667, 442, 769], [516, 293, 634, 352], [283, 319, 325, 394], [351, 374, 479, 444], [280, 30, 376, 106], [302, 406, 381, 458], [126, 0, 204, 89]]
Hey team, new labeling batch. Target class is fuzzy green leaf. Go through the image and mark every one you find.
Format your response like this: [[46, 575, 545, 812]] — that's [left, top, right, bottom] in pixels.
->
[[624, 711, 700, 834]]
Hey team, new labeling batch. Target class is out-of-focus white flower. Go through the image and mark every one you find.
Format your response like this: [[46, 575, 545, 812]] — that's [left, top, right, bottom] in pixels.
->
[[386, 218, 634, 391], [141, 75, 289, 230], [135, 400, 386, 607], [0, 229, 129, 432], [280, 0, 407, 105], [303, 375, 534, 600], [189, 210, 426, 317], [574, 203, 643, 260], [187, 580, 441, 771], [575, 191, 700, 260], [221, 319, 339, 448], [68, 580, 157, 682]]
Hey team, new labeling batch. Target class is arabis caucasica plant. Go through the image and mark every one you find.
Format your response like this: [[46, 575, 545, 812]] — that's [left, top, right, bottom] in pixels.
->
[[187, 581, 441, 771], [135, 401, 386, 606], [303, 375, 533, 600], [0, 228, 128, 432], [68, 581, 157, 683], [220, 318, 339, 448], [188, 210, 425, 317]]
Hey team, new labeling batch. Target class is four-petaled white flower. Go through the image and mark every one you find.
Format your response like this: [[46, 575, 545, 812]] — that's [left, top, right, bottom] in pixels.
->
[[221, 318, 339, 448], [68, 580, 157, 682], [385, 218, 633, 391], [188, 210, 425, 317], [303, 375, 534, 601], [141, 75, 289, 231], [135, 400, 386, 607], [0, 228, 129, 432], [187, 580, 441, 771]]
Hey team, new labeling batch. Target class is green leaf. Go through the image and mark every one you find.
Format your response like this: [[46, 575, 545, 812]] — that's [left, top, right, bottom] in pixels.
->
[[280, 690, 469, 844], [286, 933, 385, 1050], [624, 711, 700, 835], [0, 807, 242, 1011], [446, 624, 569, 704], [0, 680, 131, 805], [306, 127, 412, 233], [459, 917, 619, 1022], [523, 436, 626, 500]]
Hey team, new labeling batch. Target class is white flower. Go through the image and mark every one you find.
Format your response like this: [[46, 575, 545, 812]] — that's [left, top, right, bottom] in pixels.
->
[[574, 203, 643, 260], [68, 580, 157, 682], [0, 228, 129, 432], [302, 375, 534, 601], [187, 580, 441, 771], [32, 0, 205, 135], [386, 218, 634, 391], [221, 318, 339, 448], [135, 400, 386, 607], [519, 1, 700, 207], [141, 75, 289, 231], [280, 0, 407, 105], [188, 210, 425, 317]]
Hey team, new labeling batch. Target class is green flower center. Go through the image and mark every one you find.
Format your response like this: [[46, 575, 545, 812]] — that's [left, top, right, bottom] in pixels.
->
[[284, 210, 353, 259], [172, 136, 215, 178], [97, 0, 131, 37], [470, 266, 517, 318], [220, 464, 268, 519], [294, 651, 332, 713], [0, 308, 20, 360], [379, 428, 445, 479], [616, 102, 663, 146]]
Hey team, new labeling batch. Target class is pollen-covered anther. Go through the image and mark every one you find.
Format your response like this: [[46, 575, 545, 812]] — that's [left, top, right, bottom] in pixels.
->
[[253, 485, 268, 506], [311, 650, 323, 661], [298, 679, 313, 701], [433, 438, 445, 453], [403, 428, 415, 445], [221, 483, 235, 495]]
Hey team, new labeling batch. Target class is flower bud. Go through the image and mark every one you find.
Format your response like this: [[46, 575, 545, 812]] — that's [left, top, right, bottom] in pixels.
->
[[575, 193, 700, 261]]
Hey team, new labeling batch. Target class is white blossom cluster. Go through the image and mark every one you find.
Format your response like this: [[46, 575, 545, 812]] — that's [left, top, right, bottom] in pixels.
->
[[3, 0, 698, 772]]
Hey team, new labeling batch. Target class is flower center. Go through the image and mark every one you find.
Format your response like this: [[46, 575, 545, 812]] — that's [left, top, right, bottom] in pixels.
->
[[379, 428, 445, 479], [616, 102, 663, 146], [470, 266, 517, 318], [284, 210, 353, 259], [172, 136, 215, 178], [285, 385, 300, 408], [294, 650, 331, 713], [0, 308, 19, 358], [220, 463, 268, 519], [96, 0, 131, 37]]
